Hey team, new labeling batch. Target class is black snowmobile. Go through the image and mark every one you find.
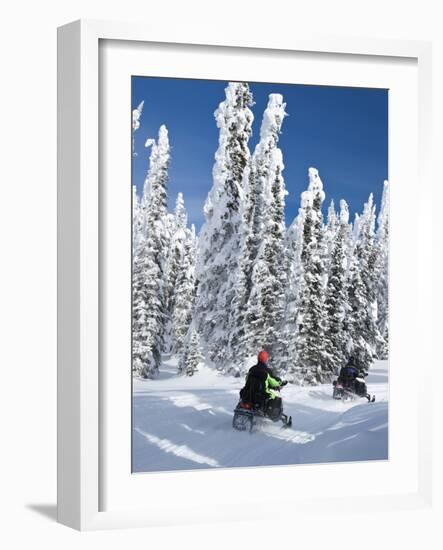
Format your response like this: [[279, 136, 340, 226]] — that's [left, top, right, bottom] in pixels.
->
[[332, 371, 375, 403], [232, 384, 292, 432]]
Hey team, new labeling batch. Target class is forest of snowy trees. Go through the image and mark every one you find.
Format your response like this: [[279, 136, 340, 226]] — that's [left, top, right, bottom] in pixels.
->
[[132, 83, 389, 385]]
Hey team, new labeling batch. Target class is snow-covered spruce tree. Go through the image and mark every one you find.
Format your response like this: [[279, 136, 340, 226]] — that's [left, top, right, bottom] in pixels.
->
[[132, 185, 140, 255], [172, 225, 198, 354], [375, 180, 389, 359], [132, 125, 171, 378], [246, 94, 288, 371], [132, 100, 144, 156], [194, 83, 254, 371], [323, 199, 339, 273], [293, 168, 329, 384], [163, 193, 189, 353], [178, 327, 204, 376], [322, 200, 352, 375], [132, 234, 163, 376], [283, 207, 306, 373], [225, 223, 253, 374], [345, 193, 379, 372], [350, 211, 361, 261]]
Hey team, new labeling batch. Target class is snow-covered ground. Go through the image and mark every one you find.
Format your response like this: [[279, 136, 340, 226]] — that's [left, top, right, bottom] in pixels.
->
[[132, 359, 388, 472]]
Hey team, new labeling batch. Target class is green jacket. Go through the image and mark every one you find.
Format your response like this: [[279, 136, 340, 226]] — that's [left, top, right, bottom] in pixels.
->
[[265, 373, 281, 399], [242, 362, 282, 402]]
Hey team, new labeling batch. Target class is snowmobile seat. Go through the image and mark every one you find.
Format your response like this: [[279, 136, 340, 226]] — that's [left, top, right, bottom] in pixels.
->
[[240, 376, 266, 408]]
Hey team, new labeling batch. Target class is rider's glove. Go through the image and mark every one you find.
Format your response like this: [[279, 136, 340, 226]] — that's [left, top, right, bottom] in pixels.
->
[[280, 380, 288, 387]]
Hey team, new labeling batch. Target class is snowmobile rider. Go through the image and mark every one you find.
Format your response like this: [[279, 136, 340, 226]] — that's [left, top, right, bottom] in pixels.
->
[[240, 351, 287, 408], [337, 356, 359, 389], [337, 356, 369, 397]]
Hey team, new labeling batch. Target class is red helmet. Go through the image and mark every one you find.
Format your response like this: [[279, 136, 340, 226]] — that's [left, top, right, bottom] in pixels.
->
[[258, 351, 269, 364]]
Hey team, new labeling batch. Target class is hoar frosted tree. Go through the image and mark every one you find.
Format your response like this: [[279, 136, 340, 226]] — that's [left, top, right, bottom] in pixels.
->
[[322, 200, 352, 376], [172, 225, 198, 354], [132, 100, 144, 156], [375, 181, 389, 359], [323, 199, 339, 273], [194, 82, 254, 370], [283, 205, 306, 373], [346, 193, 380, 372], [132, 85, 389, 384], [132, 125, 171, 378], [178, 327, 204, 376], [163, 192, 189, 352], [246, 93, 288, 371], [293, 168, 329, 384]]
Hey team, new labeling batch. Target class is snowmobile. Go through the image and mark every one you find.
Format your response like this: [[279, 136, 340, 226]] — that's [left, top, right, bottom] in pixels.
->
[[332, 376, 375, 403], [232, 385, 292, 433]]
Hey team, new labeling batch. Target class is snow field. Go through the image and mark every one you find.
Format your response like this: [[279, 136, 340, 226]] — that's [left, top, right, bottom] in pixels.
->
[[133, 358, 388, 472]]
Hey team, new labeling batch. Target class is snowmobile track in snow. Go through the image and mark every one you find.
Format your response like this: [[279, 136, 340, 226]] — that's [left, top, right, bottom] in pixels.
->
[[133, 359, 388, 472]]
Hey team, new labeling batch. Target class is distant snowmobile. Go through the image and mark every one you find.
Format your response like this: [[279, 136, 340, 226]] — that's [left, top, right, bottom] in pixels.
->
[[332, 376, 375, 403], [232, 385, 292, 432], [332, 359, 375, 403]]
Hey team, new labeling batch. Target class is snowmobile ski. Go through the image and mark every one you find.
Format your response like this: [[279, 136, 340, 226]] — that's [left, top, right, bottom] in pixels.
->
[[280, 412, 292, 428]]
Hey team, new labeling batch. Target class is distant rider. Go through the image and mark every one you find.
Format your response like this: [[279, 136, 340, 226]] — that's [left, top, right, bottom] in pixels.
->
[[337, 356, 359, 390], [337, 356, 372, 401]]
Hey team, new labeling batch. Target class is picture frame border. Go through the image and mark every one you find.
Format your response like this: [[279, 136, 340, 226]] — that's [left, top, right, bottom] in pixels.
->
[[57, 19, 433, 531]]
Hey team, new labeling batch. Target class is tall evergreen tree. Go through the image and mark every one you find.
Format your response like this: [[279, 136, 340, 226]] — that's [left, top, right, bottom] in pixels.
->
[[225, 225, 252, 373], [132, 125, 171, 378], [243, 94, 288, 370], [132, 231, 163, 376], [283, 208, 306, 373], [194, 83, 254, 370], [293, 168, 329, 384], [178, 327, 204, 376], [346, 193, 379, 372], [323, 199, 339, 274], [132, 100, 144, 156], [172, 225, 198, 354], [323, 200, 352, 376], [163, 193, 189, 352], [375, 180, 389, 358], [132, 185, 140, 255]]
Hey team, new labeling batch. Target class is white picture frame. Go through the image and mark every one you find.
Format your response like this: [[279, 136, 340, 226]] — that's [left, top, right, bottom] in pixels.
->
[[57, 19, 433, 531]]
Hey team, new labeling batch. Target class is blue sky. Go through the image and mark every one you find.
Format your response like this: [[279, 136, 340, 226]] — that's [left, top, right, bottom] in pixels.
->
[[132, 77, 388, 230]]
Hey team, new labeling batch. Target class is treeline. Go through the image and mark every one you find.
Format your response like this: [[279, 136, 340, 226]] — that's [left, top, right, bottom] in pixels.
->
[[132, 83, 389, 384]]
